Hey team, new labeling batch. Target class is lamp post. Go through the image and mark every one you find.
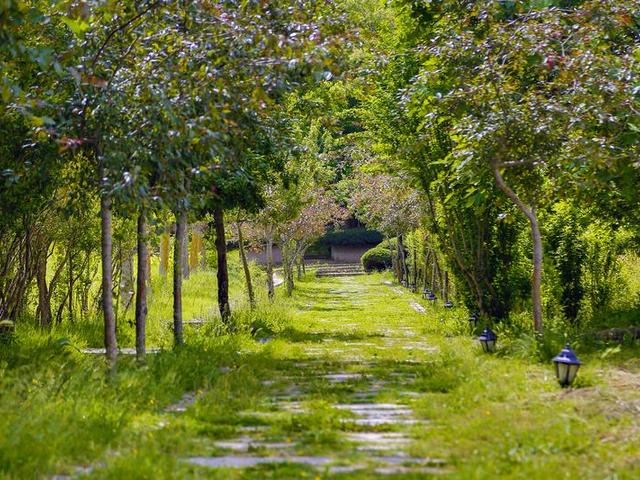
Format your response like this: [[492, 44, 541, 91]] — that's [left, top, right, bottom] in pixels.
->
[[469, 313, 478, 329], [422, 288, 432, 300], [478, 327, 497, 353], [552, 343, 582, 388], [427, 292, 436, 303]]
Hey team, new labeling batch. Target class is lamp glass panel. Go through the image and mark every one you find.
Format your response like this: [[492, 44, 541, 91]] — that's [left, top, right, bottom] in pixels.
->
[[567, 364, 580, 384], [557, 362, 569, 385]]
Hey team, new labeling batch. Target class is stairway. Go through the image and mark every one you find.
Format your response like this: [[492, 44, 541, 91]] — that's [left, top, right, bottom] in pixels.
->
[[315, 263, 366, 278]]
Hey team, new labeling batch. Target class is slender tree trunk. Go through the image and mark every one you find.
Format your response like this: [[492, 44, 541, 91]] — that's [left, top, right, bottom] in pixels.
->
[[36, 251, 52, 328], [443, 271, 449, 303], [237, 223, 255, 309], [397, 234, 408, 283], [135, 211, 148, 363], [423, 249, 431, 290], [281, 242, 294, 296], [412, 241, 418, 287], [120, 248, 135, 312], [159, 228, 170, 278], [213, 207, 230, 323], [389, 239, 397, 279], [100, 164, 117, 369], [266, 231, 275, 301], [173, 210, 186, 346], [492, 162, 543, 333], [432, 257, 437, 292], [68, 247, 74, 323]]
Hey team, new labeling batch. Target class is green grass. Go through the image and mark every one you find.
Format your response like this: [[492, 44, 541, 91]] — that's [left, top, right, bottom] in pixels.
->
[[1, 268, 640, 478]]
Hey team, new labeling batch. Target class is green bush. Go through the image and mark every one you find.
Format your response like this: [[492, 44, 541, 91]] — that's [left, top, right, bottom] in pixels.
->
[[361, 244, 393, 272]]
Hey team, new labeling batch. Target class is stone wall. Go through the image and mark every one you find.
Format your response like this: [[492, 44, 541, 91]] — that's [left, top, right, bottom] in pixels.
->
[[330, 245, 370, 264]]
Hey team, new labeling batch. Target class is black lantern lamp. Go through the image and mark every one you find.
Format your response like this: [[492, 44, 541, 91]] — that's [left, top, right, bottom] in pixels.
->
[[409, 283, 417, 293], [444, 300, 453, 309], [422, 288, 432, 300], [552, 343, 582, 388], [427, 292, 436, 302], [469, 313, 478, 329], [478, 327, 497, 353]]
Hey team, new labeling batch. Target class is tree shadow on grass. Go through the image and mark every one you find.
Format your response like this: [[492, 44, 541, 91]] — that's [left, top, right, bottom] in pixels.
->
[[278, 327, 386, 344]]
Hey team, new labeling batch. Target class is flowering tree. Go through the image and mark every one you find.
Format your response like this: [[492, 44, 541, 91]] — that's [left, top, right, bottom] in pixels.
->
[[351, 173, 421, 282], [278, 189, 347, 294]]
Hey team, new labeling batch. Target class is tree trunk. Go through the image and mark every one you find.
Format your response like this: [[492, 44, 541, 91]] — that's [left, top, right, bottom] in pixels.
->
[[389, 239, 398, 280], [159, 228, 170, 278], [492, 162, 543, 333], [282, 243, 294, 296], [100, 168, 117, 369], [173, 210, 186, 346], [412, 241, 418, 287], [397, 234, 408, 283], [237, 223, 255, 309], [68, 247, 74, 323], [135, 211, 148, 363], [266, 231, 275, 301], [432, 256, 437, 292], [443, 271, 449, 303], [36, 251, 52, 328], [214, 207, 230, 323], [120, 249, 135, 312]]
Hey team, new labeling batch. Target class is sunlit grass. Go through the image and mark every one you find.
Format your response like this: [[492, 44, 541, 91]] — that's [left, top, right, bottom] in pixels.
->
[[1, 268, 640, 478]]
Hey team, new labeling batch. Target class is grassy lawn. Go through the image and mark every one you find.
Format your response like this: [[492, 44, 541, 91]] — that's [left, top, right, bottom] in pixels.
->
[[1, 271, 640, 478]]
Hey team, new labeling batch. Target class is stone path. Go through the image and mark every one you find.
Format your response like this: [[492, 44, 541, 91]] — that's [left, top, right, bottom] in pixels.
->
[[177, 276, 449, 477]]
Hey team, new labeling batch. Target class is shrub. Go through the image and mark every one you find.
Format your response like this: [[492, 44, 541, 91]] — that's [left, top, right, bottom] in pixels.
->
[[361, 244, 392, 272]]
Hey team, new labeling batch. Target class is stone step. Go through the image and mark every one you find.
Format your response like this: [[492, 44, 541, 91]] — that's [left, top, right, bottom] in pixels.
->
[[316, 271, 366, 277], [316, 266, 364, 270], [316, 270, 365, 275]]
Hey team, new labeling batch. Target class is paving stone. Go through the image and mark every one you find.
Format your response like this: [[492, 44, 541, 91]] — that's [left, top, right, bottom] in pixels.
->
[[328, 465, 366, 474], [213, 437, 296, 452], [82, 347, 160, 355], [322, 373, 366, 382], [237, 426, 269, 433], [346, 432, 410, 444], [185, 455, 334, 468], [410, 302, 427, 314], [374, 466, 447, 475], [165, 392, 197, 413]]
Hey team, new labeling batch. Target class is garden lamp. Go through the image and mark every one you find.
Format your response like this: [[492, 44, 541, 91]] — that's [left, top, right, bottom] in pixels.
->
[[478, 327, 497, 353], [469, 313, 478, 328], [552, 343, 582, 388], [444, 300, 453, 309]]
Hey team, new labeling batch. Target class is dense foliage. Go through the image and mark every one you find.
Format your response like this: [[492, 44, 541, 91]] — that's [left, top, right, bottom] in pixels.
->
[[1, 0, 639, 392]]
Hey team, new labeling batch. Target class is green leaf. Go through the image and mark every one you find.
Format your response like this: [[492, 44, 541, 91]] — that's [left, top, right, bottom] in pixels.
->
[[61, 17, 90, 37]]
